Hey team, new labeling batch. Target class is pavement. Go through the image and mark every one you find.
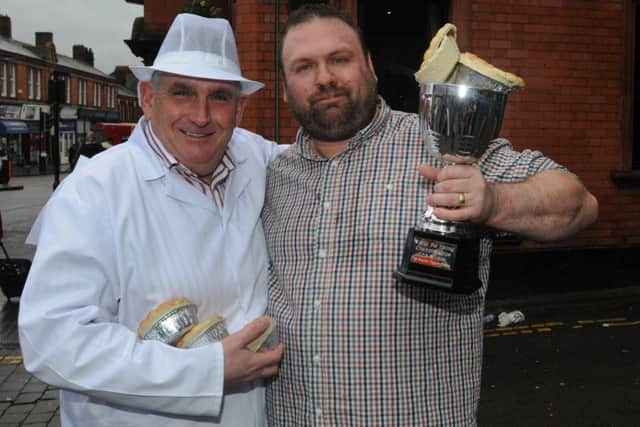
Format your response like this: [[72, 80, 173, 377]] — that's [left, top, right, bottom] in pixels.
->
[[0, 174, 60, 426], [0, 173, 639, 426]]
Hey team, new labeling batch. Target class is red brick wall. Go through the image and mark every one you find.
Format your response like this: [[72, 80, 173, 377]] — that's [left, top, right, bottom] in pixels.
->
[[145, 0, 638, 249], [452, 0, 635, 249], [235, 0, 298, 143], [145, 0, 183, 31]]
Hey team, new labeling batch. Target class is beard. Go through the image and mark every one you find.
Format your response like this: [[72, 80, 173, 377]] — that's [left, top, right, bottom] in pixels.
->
[[286, 73, 378, 142]]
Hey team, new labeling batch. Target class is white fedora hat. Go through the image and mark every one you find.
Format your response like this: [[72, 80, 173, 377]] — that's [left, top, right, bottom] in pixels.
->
[[129, 14, 264, 95]]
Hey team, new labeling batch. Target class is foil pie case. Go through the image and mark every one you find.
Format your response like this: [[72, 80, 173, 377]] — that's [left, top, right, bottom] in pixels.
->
[[140, 302, 199, 345], [139, 298, 279, 351], [176, 317, 230, 348]]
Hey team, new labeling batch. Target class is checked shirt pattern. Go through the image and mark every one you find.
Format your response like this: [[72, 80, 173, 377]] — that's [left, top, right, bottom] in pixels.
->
[[264, 98, 561, 426]]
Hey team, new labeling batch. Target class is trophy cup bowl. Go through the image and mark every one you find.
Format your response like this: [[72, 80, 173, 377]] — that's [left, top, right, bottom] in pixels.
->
[[419, 82, 507, 161], [395, 82, 509, 294]]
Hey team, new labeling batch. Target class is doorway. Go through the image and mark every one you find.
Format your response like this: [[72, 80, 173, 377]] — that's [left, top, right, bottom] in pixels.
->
[[358, 2, 450, 113]]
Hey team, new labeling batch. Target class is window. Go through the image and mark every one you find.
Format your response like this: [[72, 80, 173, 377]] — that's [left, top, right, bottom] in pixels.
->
[[0, 62, 6, 97], [633, 2, 640, 169], [28, 68, 42, 100], [359, 2, 449, 113], [78, 79, 87, 105], [0, 62, 16, 97], [36, 70, 42, 100], [106, 85, 115, 108], [62, 75, 71, 103], [94, 82, 102, 107], [7, 63, 16, 97]]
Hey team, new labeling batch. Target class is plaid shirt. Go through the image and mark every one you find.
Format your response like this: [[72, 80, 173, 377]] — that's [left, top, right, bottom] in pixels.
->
[[264, 97, 560, 426], [142, 119, 235, 210]]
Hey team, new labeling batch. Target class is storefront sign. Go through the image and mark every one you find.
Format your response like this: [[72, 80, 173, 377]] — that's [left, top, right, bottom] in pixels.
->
[[20, 104, 50, 121], [60, 120, 76, 132], [0, 105, 21, 120]]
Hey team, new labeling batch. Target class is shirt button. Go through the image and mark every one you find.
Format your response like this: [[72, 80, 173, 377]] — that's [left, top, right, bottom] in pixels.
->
[[313, 354, 321, 364], [314, 299, 321, 309], [323, 201, 332, 210], [385, 183, 395, 191], [315, 407, 323, 417], [318, 249, 327, 258]]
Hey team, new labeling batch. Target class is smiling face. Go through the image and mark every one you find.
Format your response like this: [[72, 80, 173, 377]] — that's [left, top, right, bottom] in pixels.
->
[[139, 72, 247, 176], [280, 17, 378, 152]]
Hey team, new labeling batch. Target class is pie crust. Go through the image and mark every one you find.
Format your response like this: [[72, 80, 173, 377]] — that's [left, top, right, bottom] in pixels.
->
[[458, 52, 525, 88], [246, 316, 276, 352], [175, 314, 227, 348], [415, 23, 459, 84]]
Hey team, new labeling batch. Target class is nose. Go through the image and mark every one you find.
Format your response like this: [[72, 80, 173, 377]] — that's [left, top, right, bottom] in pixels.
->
[[315, 62, 336, 88], [189, 95, 211, 127]]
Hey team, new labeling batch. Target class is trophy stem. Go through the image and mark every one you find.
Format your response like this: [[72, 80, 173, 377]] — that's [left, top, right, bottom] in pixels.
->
[[421, 205, 477, 236]]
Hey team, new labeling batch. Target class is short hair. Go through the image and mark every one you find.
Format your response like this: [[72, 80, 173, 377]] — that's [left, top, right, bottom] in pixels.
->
[[278, 4, 368, 77]]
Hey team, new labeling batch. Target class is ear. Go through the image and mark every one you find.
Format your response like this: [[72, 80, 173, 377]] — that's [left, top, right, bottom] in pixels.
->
[[139, 81, 155, 119], [281, 77, 288, 104], [366, 53, 378, 82], [235, 95, 249, 124]]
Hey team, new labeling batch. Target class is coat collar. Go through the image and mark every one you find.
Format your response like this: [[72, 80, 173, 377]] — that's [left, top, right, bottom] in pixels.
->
[[127, 118, 251, 219]]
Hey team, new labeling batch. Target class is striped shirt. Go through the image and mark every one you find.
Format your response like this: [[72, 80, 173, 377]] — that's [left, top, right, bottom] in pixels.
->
[[142, 119, 235, 210], [264, 97, 561, 426]]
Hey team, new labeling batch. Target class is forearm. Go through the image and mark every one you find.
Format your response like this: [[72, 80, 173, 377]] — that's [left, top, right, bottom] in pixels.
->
[[486, 169, 598, 242], [19, 276, 225, 418]]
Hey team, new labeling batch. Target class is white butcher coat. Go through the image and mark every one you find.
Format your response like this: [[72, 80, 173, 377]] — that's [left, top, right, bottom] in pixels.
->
[[18, 120, 279, 427]]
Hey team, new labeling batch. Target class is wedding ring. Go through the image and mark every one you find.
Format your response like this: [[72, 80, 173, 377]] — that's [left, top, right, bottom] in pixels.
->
[[458, 193, 466, 204]]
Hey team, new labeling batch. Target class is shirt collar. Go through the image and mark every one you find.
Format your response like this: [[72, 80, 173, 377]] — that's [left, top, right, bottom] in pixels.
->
[[296, 96, 391, 161]]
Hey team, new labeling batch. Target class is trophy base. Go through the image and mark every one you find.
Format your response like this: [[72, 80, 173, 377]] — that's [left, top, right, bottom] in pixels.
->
[[394, 227, 482, 294]]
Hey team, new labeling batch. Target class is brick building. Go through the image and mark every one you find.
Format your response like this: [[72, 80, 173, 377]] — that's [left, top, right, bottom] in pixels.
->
[[0, 15, 141, 175], [126, 0, 638, 260]]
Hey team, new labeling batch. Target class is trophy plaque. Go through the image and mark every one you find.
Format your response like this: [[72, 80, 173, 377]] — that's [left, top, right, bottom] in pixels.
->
[[395, 82, 509, 294]]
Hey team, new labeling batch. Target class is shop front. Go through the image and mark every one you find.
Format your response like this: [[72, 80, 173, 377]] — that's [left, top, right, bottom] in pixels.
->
[[0, 119, 29, 183]]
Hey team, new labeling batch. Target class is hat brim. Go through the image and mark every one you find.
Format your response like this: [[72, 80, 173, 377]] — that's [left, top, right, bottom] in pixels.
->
[[129, 64, 264, 95]]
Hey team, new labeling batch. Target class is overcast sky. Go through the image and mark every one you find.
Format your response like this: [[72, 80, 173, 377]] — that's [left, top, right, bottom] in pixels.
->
[[1, 0, 144, 74]]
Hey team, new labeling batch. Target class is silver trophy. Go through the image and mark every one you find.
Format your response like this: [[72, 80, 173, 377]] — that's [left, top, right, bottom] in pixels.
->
[[395, 81, 509, 294]]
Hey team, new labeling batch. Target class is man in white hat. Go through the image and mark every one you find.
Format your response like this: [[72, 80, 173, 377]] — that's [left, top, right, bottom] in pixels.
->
[[18, 14, 283, 427]]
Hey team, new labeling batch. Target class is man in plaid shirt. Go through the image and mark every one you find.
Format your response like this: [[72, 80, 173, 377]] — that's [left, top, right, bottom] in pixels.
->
[[263, 4, 598, 426]]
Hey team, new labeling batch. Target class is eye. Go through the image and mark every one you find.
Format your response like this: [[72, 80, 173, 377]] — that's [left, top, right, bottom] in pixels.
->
[[293, 62, 313, 74], [209, 90, 234, 102], [168, 86, 194, 98], [331, 55, 349, 65]]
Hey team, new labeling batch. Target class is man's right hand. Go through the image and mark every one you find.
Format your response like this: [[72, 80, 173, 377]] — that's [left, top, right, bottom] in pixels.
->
[[222, 316, 284, 388]]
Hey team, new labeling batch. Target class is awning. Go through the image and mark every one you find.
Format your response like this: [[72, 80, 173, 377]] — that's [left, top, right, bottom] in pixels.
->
[[0, 120, 29, 135]]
